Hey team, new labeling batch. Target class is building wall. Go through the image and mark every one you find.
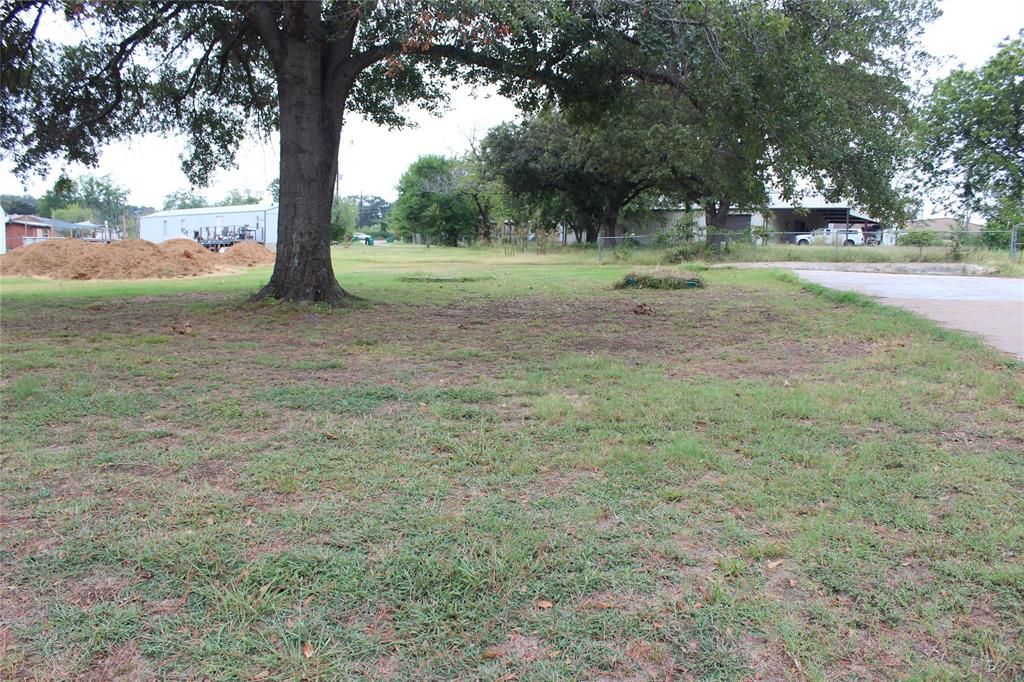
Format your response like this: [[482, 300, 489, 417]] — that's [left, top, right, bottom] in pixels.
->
[[4, 221, 51, 251], [139, 207, 278, 246]]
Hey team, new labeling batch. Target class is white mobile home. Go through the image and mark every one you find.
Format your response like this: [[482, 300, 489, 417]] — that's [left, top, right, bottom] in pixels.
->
[[139, 204, 279, 246]]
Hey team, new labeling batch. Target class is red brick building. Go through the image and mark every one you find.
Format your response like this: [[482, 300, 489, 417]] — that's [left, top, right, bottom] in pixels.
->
[[4, 215, 54, 251]]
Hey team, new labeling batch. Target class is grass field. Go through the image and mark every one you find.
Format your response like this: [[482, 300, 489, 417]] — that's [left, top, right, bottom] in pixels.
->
[[2, 244, 1022, 680]]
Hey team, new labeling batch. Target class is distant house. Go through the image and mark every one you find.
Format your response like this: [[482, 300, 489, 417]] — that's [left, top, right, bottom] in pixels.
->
[[619, 194, 883, 244], [4, 214, 58, 251], [905, 217, 984, 234], [139, 204, 279, 246]]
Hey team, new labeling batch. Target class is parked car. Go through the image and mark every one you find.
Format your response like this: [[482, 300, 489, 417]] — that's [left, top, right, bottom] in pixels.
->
[[351, 232, 371, 242], [794, 225, 864, 246]]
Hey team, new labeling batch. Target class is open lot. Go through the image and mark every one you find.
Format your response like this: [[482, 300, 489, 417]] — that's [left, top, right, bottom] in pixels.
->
[[2, 245, 1023, 680]]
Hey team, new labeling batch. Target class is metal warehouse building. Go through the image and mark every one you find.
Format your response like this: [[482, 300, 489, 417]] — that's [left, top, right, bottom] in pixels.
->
[[139, 204, 279, 247]]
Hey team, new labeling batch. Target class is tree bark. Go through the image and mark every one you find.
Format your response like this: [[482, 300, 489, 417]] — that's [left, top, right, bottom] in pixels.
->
[[704, 197, 730, 247], [253, 44, 357, 306], [601, 201, 622, 241], [584, 224, 598, 243]]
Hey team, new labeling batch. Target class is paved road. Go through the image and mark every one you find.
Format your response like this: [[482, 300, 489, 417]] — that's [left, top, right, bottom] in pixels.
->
[[794, 270, 1024, 358]]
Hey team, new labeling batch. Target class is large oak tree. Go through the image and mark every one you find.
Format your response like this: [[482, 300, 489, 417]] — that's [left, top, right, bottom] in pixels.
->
[[3, 0, 936, 302]]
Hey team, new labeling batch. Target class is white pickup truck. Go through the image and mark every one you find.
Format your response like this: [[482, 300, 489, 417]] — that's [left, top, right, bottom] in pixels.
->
[[794, 225, 865, 246]]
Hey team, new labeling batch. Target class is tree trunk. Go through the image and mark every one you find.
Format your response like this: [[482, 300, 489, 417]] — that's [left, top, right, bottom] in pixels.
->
[[584, 224, 598, 243], [704, 197, 730, 247], [601, 202, 622, 241], [473, 197, 492, 242], [253, 47, 356, 306]]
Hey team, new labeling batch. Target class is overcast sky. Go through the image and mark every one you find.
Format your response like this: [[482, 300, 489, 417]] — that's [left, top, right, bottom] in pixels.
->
[[2, 0, 1022, 213]]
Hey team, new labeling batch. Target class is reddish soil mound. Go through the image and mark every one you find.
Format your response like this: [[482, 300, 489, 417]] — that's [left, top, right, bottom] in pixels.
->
[[0, 238, 273, 280], [222, 241, 276, 267]]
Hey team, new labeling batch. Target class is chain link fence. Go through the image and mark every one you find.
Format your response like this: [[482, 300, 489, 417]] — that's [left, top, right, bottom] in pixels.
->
[[596, 226, 1022, 262]]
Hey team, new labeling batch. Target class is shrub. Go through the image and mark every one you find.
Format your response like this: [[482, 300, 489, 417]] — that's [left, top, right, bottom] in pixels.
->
[[615, 268, 705, 290], [663, 241, 729, 263], [897, 230, 943, 247]]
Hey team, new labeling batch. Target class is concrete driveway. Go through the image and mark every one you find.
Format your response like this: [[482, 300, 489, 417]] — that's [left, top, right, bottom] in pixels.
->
[[794, 270, 1024, 358]]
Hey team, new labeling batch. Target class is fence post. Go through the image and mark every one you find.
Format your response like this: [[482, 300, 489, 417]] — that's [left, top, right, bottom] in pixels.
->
[[1011, 224, 1019, 260]]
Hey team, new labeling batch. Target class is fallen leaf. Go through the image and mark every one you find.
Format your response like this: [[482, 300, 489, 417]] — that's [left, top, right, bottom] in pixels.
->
[[482, 648, 502, 660], [787, 578, 797, 588], [323, 432, 339, 440], [535, 599, 554, 610], [632, 303, 654, 315], [244, 517, 254, 527], [766, 560, 784, 570], [302, 642, 313, 659], [725, 627, 734, 637], [548, 650, 561, 659]]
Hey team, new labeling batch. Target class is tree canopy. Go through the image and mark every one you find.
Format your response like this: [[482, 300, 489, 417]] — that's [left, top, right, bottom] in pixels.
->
[[917, 31, 1024, 230], [391, 155, 477, 246], [343, 195, 392, 229], [163, 188, 208, 211], [216, 188, 264, 206], [331, 195, 358, 242], [0, 194, 39, 215], [35, 173, 130, 225]]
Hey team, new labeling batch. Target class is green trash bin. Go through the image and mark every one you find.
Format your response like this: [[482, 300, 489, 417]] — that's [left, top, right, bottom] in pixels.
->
[[365, 236, 374, 246], [386, 236, 394, 244]]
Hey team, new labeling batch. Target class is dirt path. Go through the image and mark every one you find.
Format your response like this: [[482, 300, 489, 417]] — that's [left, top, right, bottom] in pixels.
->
[[794, 270, 1024, 358]]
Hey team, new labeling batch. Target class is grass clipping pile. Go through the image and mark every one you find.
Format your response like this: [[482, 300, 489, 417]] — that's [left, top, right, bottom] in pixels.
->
[[616, 267, 705, 290], [0, 239, 275, 280]]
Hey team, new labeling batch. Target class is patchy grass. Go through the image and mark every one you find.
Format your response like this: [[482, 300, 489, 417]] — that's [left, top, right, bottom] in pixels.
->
[[398, 274, 496, 283], [1, 245, 1022, 680]]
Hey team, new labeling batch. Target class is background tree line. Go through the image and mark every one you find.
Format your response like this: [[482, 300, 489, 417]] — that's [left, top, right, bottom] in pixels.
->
[[390, 28, 1023, 249]]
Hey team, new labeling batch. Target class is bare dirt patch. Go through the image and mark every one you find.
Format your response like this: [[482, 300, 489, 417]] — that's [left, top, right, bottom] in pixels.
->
[[484, 631, 552, 662], [81, 642, 154, 681], [65, 568, 134, 607]]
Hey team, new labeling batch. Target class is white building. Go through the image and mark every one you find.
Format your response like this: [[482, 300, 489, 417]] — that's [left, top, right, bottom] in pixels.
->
[[139, 204, 279, 246], [0, 203, 6, 255]]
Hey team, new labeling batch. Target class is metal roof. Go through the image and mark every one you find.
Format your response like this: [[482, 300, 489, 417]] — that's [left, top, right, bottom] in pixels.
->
[[6, 214, 53, 227], [142, 204, 278, 219]]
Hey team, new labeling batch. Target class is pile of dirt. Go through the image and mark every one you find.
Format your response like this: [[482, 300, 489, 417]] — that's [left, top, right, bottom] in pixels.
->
[[0, 238, 275, 280], [222, 241, 276, 267]]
